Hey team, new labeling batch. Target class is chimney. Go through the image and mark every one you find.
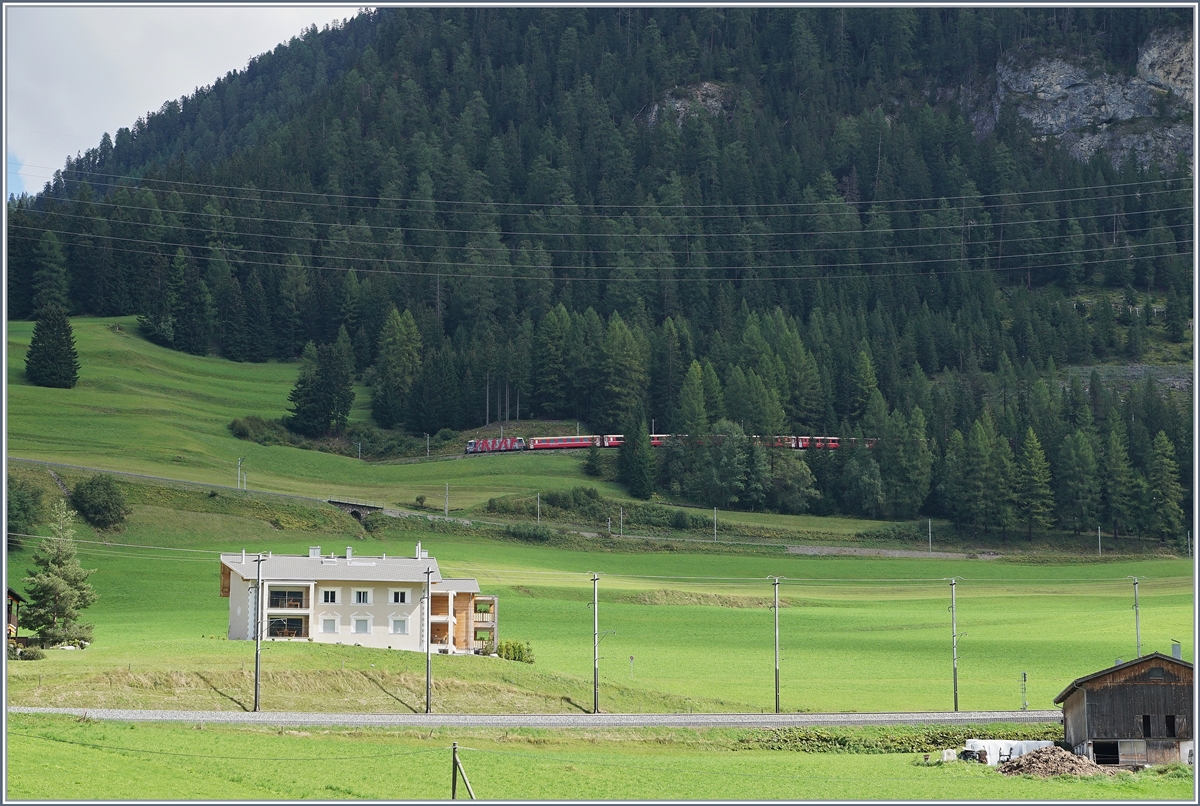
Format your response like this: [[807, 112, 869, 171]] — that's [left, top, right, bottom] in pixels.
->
[[346, 546, 353, 560], [309, 546, 321, 559], [421, 549, 429, 559], [1172, 641, 1183, 660], [241, 549, 245, 564], [415, 542, 421, 559]]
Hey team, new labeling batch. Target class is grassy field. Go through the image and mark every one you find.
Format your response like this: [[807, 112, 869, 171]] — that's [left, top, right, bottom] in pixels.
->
[[4, 470, 1192, 715], [6, 714, 1194, 801]]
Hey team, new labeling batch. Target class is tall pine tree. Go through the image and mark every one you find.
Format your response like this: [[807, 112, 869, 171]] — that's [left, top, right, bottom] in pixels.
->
[[25, 302, 80, 389]]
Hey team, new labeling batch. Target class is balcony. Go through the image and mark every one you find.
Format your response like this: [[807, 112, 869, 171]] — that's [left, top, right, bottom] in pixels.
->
[[267, 590, 308, 610]]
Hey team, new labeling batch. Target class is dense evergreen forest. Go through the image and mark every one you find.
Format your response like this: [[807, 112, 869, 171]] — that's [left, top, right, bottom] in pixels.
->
[[6, 7, 1193, 538]]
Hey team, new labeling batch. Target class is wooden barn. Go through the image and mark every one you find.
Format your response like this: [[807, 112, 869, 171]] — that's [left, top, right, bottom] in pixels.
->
[[1054, 652, 1193, 766]]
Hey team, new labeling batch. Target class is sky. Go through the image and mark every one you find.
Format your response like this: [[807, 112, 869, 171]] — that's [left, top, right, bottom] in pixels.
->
[[5, 4, 357, 198]]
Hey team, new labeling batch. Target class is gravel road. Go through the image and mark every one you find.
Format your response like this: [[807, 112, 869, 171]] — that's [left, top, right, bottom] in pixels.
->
[[9, 706, 1060, 729]]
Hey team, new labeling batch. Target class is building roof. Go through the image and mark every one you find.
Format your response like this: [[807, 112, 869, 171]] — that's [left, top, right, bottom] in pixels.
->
[[7, 587, 26, 603], [440, 578, 481, 594], [1053, 652, 1193, 704], [221, 552, 443, 584]]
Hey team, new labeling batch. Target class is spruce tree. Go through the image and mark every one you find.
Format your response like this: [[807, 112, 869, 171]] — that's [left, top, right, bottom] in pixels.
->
[[1014, 427, 1054, 539], [1147, 431, 1184, 542], [677, 360, 708, 436], [24, 302, 80, 388], [372, 307, 422, 429], [619, 418, 655, 500], [31, 230, 69, 316], [1056, 430, 1100, 535], [22, 500, 98, 647], [1100, 427, 1135, 539]]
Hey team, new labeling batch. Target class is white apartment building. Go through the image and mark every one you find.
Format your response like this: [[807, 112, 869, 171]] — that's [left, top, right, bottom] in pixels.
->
[[219, 543, 497, 654]]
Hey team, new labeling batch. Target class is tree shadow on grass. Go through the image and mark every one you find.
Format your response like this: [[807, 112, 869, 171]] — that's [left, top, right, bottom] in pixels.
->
[[357, 670, 419, 713], [194, 672, 250, 712]]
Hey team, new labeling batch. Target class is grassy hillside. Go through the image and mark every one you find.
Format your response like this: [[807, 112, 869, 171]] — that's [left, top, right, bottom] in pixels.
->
[[5, 470, 1192, 716]]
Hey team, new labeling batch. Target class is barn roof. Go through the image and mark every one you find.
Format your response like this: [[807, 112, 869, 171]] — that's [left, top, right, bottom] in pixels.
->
[[1053, 652, 1193, 704]]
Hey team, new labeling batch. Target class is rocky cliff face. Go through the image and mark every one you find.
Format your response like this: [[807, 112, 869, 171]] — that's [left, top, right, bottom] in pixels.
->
[[970, 27, 1193, 170]]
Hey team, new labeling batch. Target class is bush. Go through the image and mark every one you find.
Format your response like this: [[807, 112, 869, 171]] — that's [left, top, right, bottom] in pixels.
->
[[497, 640, 535, 663], [415, 495, 426, 509], [72, 474, 131, 529], [11, 645, 45, 661], [504, 524, 554, 543], [361, 512, 388, 533]]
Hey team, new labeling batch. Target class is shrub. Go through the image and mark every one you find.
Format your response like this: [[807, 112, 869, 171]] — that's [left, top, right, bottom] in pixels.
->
[[71, 474, 131, 529], [670, 508, 691, 530], [504, 524, 554, 543], [415, 495, 426, 509], [361, 512, 387, 533], [18, 646, 46, 661], [497, 640, 534, 663]]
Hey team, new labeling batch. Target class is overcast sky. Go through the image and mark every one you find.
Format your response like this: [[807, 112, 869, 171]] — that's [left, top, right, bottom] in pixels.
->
[[5, 4, 357, 198]]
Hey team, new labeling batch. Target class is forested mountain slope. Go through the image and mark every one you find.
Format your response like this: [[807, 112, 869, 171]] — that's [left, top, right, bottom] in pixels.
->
[[7, 7, 1192, 535]]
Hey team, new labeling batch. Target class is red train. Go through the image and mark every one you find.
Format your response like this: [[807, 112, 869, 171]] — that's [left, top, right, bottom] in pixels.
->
[[465, 433, 875, 454]]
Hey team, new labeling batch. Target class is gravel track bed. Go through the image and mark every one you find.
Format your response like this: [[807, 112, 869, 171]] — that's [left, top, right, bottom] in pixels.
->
[[10, 706, 1061, 729]]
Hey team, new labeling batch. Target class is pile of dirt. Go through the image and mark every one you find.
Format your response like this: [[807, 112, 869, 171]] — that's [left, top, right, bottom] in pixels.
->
[[998, 746, 1116, 777]]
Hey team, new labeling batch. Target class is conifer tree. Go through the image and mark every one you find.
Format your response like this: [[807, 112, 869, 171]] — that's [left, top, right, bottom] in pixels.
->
[[242, 270, 273, 362], [220, 276, 249, 361], [1100, 427, 1135, 539], [597, 312, 647, 434], [24, 302, 80, 388], [939, 429, 968, 530], [1164, 286, 1186, 343], [701, 360, 725, 424], [534, 306, 569, 418], [1056, 430, 1100, 535], [849, 348, 878, 422], [1147, 431, 1184, 542], [1014, 427, 1054, 539], [677, 360, 708, 436], [31, 231, 69, 316], [372, 307, 422, 429], [22, 500, 98, 646], [619, 417, 655, 499]]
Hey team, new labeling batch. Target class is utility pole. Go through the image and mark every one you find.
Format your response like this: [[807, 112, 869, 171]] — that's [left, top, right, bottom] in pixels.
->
[[592, 573, 600, 714], [619, 507, 623, 537], [444, 483, 449, 516], [252, 553, 265, 712], [1128, 576, 1141, 657], [928, 519, 932, 553], [425, 566, 434, 713], [950, 578, 960, 712], [238, 458, 244, 490], [486, 373, 489, 426], [357, 442, 362, 460], [1098, 525, 1102, 557], [714, 508, 717, 542], [771, 576, 781, 714], [426, 433, 430, 459], [1021, 671, 1028, 711], [537, 492, 540, 524]]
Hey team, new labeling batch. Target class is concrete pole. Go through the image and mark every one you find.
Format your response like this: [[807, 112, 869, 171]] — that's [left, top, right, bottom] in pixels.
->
[[951, 578, 959, 712], [592, 573, 600, 714], [537, 493, 540, 524], [714, 508, 717, 542], [1131, 577, 1141, 658], [425, 566, 434, 713], [253, 554, 264, 712], [773, 577, 781, 714], [928, 519, 932, 553], [445, 484, 449, 516]]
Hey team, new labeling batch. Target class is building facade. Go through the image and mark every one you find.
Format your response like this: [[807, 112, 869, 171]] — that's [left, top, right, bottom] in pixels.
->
[[1054, 652, 1193, 766], [219, 543, 496, 655]]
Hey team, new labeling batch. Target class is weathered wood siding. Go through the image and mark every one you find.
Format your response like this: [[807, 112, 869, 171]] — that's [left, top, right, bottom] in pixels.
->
[[1063, 657, 1192, 747], [453, 593, 473, 649]]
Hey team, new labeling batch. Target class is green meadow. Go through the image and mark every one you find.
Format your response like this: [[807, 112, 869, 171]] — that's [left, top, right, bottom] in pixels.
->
[[6, 318, 1195, 801], [4, 472, 1192, 715], [5, 715, 1193, 801]]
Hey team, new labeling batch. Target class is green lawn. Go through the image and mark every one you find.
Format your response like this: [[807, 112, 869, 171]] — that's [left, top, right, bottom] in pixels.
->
[[6, 715, 1192, 801]]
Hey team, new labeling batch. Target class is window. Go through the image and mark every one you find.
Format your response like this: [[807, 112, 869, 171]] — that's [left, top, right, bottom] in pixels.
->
[[268, 588, 306, 609], [390, 618, 408, 635], [1166, 715, 1177, 738], [322, 618, 338, 634], [1143, 714, 1153, 737], [391, 590, 407, 604], [354, 589, 371, 605], [1149, 666, 1165, 679], [322, 590, 337, 604], [353, 618, 370, 634]]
